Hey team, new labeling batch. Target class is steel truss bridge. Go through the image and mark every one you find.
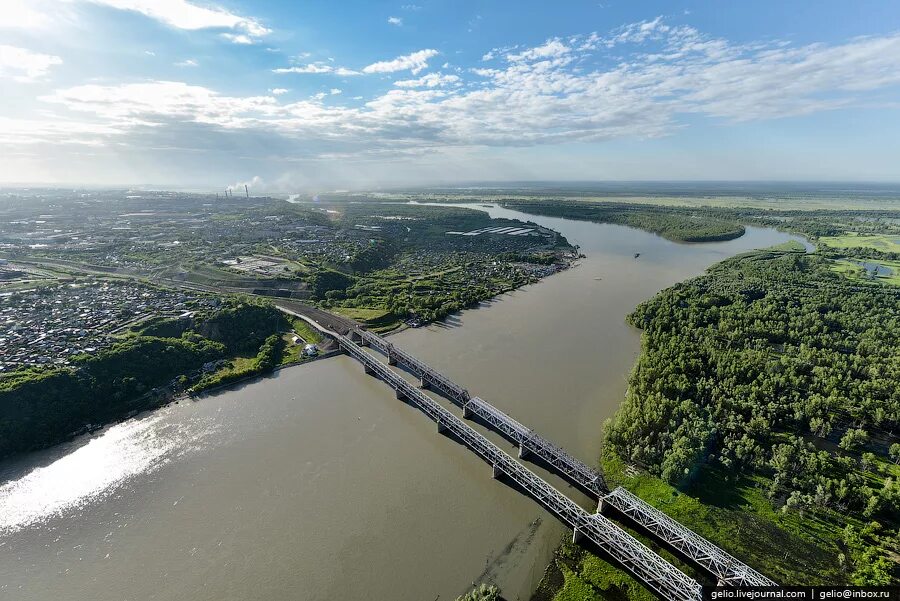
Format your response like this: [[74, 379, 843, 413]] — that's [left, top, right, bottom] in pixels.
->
[[339, 328, 776, 597]]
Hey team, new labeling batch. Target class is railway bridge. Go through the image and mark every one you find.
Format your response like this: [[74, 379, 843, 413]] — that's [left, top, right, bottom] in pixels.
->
[[336, 331, 703, 601], [342, 328, 777, 591]]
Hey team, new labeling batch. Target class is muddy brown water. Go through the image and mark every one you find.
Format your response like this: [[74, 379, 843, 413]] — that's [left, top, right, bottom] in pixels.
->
[[0, 206, 807, 601]]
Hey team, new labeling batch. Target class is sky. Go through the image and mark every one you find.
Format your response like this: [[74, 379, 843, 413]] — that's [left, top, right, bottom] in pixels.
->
[[2, 0, 900, 191]]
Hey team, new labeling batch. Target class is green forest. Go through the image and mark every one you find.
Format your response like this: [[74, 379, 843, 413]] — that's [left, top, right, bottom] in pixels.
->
[[0, 301, 288, 459], [498, 200, 747, 242], [604, 247, 899, 584]]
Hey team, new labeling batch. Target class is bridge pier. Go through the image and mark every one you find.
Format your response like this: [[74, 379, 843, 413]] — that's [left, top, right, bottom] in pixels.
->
[[491, 464, 503, 479], [462, 403, 473, 419], [437, 420, 448, 434], [420, 377, 431, 390], [387, 353, 397, 366], [364, 364, 375, 375], [597, 499, 606, 514], [395, 389, 405, 400], [572, 527, 585, 544], [518, 443, 530, 459]]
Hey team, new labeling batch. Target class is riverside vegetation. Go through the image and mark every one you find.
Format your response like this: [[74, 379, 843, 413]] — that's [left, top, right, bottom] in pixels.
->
[[0, 300, 291, 459], [484, 199, 900, 599], [537, 247, 899, 600]]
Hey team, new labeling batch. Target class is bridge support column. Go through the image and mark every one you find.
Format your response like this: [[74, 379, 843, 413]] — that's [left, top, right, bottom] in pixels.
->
[[462, 403, 472, 419], [491, 464, 502, 479], [395, 389, 405, 400], [420, 378, 431, 390], [359, 337, 369, 347], [518, 443, 530, 459], [572, 528, 585, 544], [350, 330, 362, 344], [437, 420, 448, 434], [596, 499, 606, 514], [387, 353, 397, 366], [364, 364, 375, 375]]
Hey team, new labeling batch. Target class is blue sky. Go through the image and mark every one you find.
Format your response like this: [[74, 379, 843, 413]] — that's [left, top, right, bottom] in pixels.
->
[[2, 0, 900, 191]]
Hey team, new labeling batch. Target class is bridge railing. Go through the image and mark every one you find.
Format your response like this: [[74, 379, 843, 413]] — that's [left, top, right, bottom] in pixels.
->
[[465, 397, 608, 497], [337, 334, 702, 601], [601, 487, 776, 587], [357, 330, 471, 405]]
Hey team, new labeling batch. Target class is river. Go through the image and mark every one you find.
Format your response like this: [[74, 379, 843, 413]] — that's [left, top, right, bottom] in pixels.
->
[[0, 206, 808, 601]]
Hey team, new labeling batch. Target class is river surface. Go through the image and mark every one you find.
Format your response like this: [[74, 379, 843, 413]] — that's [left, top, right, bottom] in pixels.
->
[[0, 207, 807, 601]]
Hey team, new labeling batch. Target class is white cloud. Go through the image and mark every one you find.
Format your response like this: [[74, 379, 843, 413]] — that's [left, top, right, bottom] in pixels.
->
[[82, 0, 270, 40], [269, 88, 289, 95], [174, 58, 198, 67], [394, 73, 460, 88], [18, 23, 900, 173], [329, 88, 342, 95], [1, 0, 54, 30], [273, 63, 360, 75], [144, 50, 156, 56], [0, 45, 62, 82], [363, 49, 438, 75], [507, 39, 570, 62], [387, 16, 403, 26], [220, 33, 253, 45]]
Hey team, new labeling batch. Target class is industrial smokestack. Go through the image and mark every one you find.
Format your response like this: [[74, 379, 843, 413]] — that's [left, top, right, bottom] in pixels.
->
[[245, 184, 249, 198]]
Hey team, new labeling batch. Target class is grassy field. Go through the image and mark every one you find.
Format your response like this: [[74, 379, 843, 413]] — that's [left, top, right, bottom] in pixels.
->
[[331, 306, 401, 332], [598, 451, 859, 585], [290, 318, 323, 343], [819, 233, 900, 253], [831, 258, 900, 286]]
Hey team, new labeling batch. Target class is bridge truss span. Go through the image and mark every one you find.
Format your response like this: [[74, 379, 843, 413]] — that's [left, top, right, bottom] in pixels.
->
[[336, 334, 702, 601], [601, 487, 777, 587], [356, 329, 607, 496], [464, 396, 608, 497]]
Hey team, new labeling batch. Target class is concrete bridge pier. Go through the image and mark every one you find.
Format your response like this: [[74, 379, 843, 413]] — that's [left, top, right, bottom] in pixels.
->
[[518, 443, 530, 459], [437, 420, 448, 434], [349, 330, 363, 344], [420, 377, 431, 390], [597, 499, 606, 514], [491, 464, 503, 479], [572, 528, 585, 544], [462, 403, 473, 419], [395, 389, 405, 400], [364, 364, 375, 375], [387, 353, 397, 366]]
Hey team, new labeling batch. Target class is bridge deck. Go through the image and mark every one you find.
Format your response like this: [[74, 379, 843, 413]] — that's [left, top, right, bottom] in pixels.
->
[[337, 334, 702, 601], [601, 487, 777, 587], [352, 328, 776, 589], [356, 330, 607, 497]]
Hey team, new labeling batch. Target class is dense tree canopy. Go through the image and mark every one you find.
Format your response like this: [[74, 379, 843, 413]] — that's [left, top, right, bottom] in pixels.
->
[[607, 249, 899, 522]]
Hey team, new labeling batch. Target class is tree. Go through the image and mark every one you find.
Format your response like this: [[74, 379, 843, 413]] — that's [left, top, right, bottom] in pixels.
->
[[840, 428, 869, 453], [890, 443, 900, 465]]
